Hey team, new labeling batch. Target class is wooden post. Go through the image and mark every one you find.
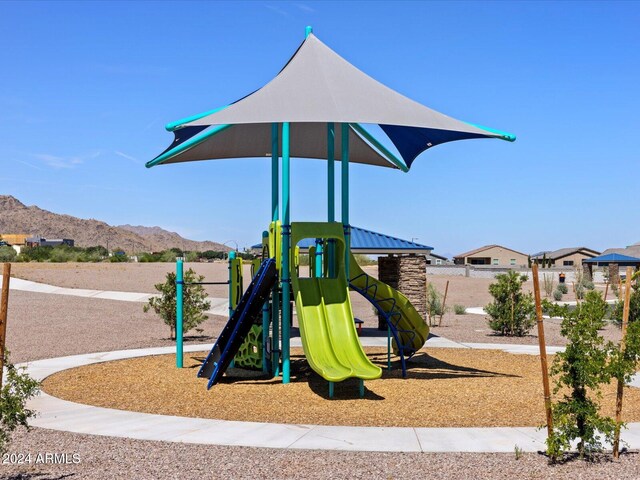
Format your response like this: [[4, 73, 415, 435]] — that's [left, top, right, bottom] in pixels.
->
[[613, 266, 633, 459], [0, 263, 11, 386], [439, 280, 449, 326], [604, 281, 609, 302], [532, 264, 553, 438]]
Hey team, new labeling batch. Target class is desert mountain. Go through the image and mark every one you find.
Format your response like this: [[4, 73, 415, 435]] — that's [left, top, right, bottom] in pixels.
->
[[0, 195, 229, 253]]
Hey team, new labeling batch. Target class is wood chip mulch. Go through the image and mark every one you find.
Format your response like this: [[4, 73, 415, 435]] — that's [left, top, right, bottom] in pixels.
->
[[42, 348, 640, 428]]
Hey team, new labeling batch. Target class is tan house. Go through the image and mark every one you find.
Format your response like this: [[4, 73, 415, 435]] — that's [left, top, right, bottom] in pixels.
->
[[531, 247, 600, 267], [453, 245, 529, 267], [0, 233, 30, 246]]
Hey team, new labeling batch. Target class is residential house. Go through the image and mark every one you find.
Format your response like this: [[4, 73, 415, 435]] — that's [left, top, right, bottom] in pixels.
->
[[453, 245, 528, 267], [531, 247, 600, 267]]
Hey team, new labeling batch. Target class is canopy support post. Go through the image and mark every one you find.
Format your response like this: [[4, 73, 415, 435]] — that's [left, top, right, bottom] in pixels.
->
[[341, 123, 350, 279], [281, 122, 291, 384], [327, 122, 335, 278], [270, 123, 279, 377]]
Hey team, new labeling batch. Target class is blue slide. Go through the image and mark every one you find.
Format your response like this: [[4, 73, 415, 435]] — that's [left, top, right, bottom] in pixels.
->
[[197, 258, 277, 389]]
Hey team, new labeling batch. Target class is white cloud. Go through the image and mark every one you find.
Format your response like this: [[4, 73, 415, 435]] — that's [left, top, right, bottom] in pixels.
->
[[295, 3, 316, 13], [114, 150, 139, 164], [32, 151, 100, 169]]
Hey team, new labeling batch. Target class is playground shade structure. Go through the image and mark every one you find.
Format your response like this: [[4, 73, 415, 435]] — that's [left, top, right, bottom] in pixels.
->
[[148, 33, 515, 171], [151, 27, 515, 389]]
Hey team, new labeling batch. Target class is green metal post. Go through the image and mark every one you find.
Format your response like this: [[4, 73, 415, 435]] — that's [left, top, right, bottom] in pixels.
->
[[387, 324, 392, 371], [271, 123, 280, 376], [228, 251, 236, 369], [176, 258, 184, 368], [261, 231, 270, 373], [327, 123, 335, 278], [341, 123, 350, 279], [281, 122, 291, 384]]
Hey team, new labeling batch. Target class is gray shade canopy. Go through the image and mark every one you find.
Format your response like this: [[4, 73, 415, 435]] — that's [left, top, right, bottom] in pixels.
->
[[148, 33, 514, 169]]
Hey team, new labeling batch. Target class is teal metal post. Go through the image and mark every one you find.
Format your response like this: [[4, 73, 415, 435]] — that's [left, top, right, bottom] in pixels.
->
[[327, 123, 335, 278], [281, 122, 291, 383], [341, 123, 350, 279], [314, 239, 323, 278], [271, 123, 280, 376], [176, 258, 184, 368], [272, 123, 279, 222], [306, 25, 313, 38]]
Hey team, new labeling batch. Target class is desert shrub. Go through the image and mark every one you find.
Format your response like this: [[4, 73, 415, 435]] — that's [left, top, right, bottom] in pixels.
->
[[143, 269, 211, 339], [426, 283, 445, 325], [453, 304, 466, 315], [546, 291, 640, 460], [16, 246, 52, 262], [583, 280, 595, 291], [109, 250, 129, 262], [184, 251, 199, 262], [0, 351, 40, 454], [543, 274, 555, 298], [200, 250, 225, 261], [557, 283, 568, 294], [0, 246, 17, 262], [485, 270, 535, 336], [160, 250, 179, 262], [48, 246, 78, 262], [139, 252, 162, 262], [553, 289, 563, 301]]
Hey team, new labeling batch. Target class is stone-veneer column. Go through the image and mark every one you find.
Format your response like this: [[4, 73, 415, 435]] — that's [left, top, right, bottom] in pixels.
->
[[609, 263, 620, 287], [377, 255, 427, 330]]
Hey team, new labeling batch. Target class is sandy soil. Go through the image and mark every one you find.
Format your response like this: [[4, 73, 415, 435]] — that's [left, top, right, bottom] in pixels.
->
[[43, 347, 640, 428], [3, 262, 637, 479]]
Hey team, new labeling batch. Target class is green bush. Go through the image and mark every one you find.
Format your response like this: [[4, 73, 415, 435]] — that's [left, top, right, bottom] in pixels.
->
[[17, 246, 52, 262], [543, 274, 555, 298], [0, 246, 17, 262], [546, 291, 640, 460], [557, 283, 568, 294], [0, 352, 40, 454], [200, 250, 225, 261], [426, 283, 445, 325], [553, 288, 563, 301], [453, 304, 466, 315], [485, 271, 535, 336], [611, 273, 640, 326], [143, 269, 211, 339]]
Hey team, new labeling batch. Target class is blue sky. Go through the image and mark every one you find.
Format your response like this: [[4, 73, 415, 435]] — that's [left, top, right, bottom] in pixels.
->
[[1, 1, 638, 257]]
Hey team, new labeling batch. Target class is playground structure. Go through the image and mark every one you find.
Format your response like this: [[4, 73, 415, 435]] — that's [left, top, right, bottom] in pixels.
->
[[150, 27, 515, 396]]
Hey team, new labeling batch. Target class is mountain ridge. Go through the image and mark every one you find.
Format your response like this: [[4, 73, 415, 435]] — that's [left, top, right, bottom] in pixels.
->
[[0, 195, 230, 253]]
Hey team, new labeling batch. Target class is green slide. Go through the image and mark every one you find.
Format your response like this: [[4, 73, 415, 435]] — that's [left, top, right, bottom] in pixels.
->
[[349, 253, 429, 355], [291, 222, 381, 383]]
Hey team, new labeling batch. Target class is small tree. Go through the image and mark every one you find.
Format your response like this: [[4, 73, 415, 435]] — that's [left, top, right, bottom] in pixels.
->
[[0, 246, 17, 262], [545, 291, 640, 460], [485, 270, 535, 336], [143, 269, 211, 339], [612, 272, 640, 326], [1, 352, 40, 454]]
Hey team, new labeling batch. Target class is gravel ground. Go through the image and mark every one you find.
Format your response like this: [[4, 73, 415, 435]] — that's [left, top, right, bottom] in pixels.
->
[[4, 428, 640, 480], [3, 263, 636, 479]]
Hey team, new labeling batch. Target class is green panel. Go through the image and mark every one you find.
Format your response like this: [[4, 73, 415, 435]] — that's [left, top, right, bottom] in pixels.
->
[[229, 257, 243, 310], [234, 324, 263, 370]]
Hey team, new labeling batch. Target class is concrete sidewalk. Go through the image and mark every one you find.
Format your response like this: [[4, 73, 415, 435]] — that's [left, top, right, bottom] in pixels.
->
[[5, 276, 229, 316]]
